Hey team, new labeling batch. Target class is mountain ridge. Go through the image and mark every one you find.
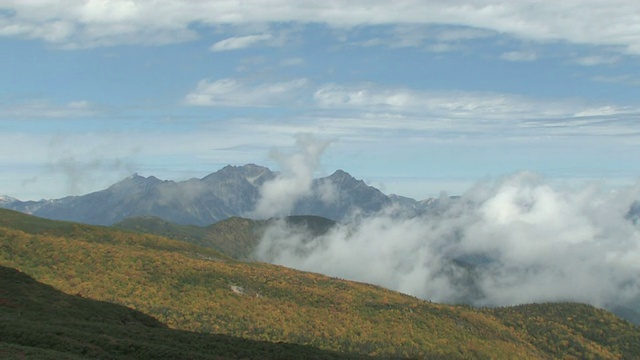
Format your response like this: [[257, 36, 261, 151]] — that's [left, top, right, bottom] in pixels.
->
[[1, 164, 420, 226]]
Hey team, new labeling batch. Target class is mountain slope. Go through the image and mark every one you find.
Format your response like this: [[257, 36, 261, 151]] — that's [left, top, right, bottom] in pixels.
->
[[114, 215, 337, 259], [488, 303, 640, 359], [292, 170, 391, 219], [0, 265, 369, 360], [2, 209, 640, 359], [2, 165, 398, 226]]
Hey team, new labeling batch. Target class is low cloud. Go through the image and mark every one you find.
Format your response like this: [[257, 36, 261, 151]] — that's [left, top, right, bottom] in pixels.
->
[[47, 156, 135, 196], [251, 134, 331, 219], [255, 172, 640, 314], [44, 135, 138, 196]]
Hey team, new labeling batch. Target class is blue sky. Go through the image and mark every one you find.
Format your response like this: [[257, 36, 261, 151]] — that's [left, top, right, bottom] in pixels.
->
[[1, 1, 639, 200]]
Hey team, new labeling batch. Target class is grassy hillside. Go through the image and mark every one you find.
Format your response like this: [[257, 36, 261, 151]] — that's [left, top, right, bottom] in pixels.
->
[[114, 215, 336, 259], [1, 209, 639, 359], [0, 265, 369, 359]]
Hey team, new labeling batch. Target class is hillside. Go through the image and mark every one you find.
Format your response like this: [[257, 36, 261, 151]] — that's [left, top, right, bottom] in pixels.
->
[[488, 303, 640, 359], [1, 209, 640, 359], [114, 215, 337, 259], [0, 265, 369, 359]]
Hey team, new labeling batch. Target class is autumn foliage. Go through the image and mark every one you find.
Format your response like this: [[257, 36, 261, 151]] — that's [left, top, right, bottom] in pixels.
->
[[1, 209, 639, 359]]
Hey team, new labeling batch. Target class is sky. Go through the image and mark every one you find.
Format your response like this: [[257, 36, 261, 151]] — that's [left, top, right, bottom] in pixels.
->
[[1, 0, 640, 201]]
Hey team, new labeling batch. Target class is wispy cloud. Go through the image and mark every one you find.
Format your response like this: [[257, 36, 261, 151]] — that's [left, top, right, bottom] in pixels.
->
[[210, 33, 273, 51], [181, 78, 640, 137], [500, 50, 538, 62], [279, 57, 304, 66], [591, 74, 640, 86], [0, 99, 101, 119], [183, 78, 309, 107], [350, 25, 494, 51], [312, 83, 639, 123], [574, 55, 620, 66]]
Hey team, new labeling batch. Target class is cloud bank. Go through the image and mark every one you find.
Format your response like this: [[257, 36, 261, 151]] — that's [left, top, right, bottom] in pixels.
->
[[254, 172, 640, 314], [2, 1, 640, 54]]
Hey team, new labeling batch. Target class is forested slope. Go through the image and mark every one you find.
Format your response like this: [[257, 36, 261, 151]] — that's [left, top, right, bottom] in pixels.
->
[[1, 209, 639, 359]]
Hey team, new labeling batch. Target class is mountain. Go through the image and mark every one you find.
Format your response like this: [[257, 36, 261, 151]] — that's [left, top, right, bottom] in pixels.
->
[[292, 170, 391, 219], [1, 164, 402, 226], [2, 209, 640, 359], [627, 201, 640, 224], [0, 195, 17, 206]]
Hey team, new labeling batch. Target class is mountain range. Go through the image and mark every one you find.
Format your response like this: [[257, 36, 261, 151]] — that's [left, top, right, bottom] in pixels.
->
[[0, 164, 434, 226]]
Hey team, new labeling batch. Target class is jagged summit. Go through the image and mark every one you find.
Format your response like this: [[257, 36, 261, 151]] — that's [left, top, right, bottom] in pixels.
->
[[119, 172, 161, 182], [204, 164, 274, 185], [109, 172, 164, 191], [327, 169, 370, 187], [329, 169, 351, 177]]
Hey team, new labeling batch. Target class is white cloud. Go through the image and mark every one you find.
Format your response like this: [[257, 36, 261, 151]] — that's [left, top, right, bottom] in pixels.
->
[[184, 78, 308, 107], [210, 33, 273, 51], [1, 1, 640, 54], [251, 134, 331, 219]]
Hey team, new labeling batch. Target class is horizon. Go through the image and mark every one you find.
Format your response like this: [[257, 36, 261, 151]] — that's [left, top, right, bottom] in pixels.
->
[[2, 1, 640, 201], [1, 161, 462, 202], [3, 160, 638, 204]]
